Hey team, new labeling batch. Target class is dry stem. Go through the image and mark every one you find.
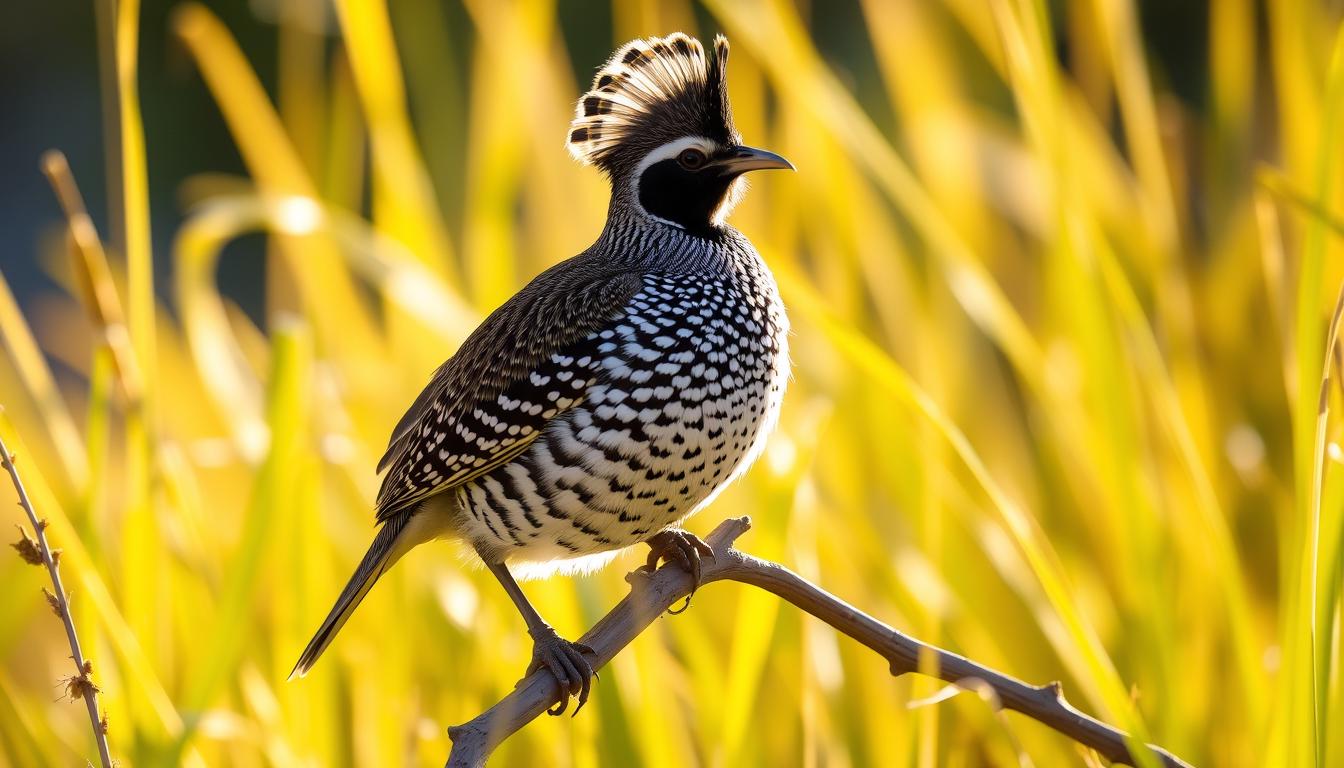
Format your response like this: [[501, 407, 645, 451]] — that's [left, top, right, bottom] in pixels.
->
[[1, 433, 113, 768]]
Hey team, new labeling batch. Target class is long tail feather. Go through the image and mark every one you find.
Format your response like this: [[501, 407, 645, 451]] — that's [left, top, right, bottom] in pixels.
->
[[289, 515, 409, 680]]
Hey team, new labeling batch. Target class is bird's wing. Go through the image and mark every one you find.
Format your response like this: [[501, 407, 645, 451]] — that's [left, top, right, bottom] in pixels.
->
[[374, 263, 643, 520]]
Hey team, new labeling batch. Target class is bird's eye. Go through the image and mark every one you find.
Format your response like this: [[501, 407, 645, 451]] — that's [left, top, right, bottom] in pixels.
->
[[677, 148, 707, 169]]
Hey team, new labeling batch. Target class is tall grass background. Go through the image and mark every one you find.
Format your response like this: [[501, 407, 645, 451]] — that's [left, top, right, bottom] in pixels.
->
[[2, 0, 1343, 765]]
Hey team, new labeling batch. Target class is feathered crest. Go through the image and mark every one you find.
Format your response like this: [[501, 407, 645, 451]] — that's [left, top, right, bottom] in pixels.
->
[[568, 33, 737, 177]]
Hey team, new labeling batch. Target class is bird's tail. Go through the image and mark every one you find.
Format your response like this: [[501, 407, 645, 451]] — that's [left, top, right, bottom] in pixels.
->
[[289, 515, 411, 680]]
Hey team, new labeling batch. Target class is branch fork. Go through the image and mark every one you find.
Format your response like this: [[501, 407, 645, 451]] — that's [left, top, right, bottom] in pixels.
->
[[445, 517, 1191, 768]]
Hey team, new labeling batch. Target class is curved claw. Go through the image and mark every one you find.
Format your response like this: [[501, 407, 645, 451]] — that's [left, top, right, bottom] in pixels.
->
[[642, 529, 716, 613], [528, 627, 598, 717]]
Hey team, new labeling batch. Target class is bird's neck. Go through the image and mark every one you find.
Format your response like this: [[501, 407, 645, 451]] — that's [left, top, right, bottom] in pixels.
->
[[594, 200, 756, 274]]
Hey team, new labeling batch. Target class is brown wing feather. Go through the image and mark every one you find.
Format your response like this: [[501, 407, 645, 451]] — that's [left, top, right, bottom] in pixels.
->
[[374, 260, 642, 520]]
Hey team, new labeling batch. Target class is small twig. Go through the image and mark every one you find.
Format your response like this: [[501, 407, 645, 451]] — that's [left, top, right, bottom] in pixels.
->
[[445, 517, 1191, 768], [1, 432, 113, 768]]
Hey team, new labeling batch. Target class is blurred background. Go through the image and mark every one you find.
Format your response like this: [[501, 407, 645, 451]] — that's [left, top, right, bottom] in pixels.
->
[[3, 0, 1344, 765]]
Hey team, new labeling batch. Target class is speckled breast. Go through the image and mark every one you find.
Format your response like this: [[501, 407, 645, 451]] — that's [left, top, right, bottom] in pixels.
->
[[459, 268, 788, 561]]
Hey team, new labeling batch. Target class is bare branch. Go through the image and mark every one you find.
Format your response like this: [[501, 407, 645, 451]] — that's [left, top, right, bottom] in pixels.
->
[[1, 434, 113, 768], [446, 517, 1191, 768]]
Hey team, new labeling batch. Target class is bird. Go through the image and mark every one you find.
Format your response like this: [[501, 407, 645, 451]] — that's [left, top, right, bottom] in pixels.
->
[[290, 32, 792, 716]]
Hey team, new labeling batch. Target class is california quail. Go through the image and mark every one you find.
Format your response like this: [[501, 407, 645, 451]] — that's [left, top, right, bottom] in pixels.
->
[[291, 33, 792, 715]]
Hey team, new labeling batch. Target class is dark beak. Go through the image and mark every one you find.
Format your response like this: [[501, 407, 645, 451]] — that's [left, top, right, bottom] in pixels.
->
[[710, 145, 795, 175]]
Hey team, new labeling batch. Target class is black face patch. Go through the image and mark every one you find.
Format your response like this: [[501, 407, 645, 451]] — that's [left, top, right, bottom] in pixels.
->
[[637, 154, 738, 237]]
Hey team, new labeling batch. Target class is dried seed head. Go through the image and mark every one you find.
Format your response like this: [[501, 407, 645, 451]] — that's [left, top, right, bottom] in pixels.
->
[[60, 666, 100, 702], [43, 587, 65, 618], [11, 525, 43, 566]]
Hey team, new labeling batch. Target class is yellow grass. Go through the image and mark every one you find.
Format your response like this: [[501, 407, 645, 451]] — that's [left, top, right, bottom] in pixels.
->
[[4, 0, 1344, 765]]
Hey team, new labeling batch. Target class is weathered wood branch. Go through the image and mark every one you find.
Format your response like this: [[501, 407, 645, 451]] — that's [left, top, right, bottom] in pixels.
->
[[445, 516, 1192, 768]]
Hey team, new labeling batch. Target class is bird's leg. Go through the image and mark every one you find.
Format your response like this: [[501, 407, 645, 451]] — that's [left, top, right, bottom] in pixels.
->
[[484, 561, 597, 717], [640, 528, 715, 614]]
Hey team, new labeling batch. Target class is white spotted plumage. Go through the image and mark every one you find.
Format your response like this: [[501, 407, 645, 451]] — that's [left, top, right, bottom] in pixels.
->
[[443, 231, 789, 568]]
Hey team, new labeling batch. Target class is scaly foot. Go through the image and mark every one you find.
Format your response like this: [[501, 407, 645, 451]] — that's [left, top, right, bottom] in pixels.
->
[[641, 528, 715, 613], [527, 625, 597, 716]]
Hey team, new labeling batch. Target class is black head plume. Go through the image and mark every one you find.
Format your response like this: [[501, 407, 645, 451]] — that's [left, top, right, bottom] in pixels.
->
[[568, 34, 738, 180]]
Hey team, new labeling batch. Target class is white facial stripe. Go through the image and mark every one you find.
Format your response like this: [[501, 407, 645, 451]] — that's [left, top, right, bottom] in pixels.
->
[[633, 136, 718, 177], [630, 136, 720, 227]]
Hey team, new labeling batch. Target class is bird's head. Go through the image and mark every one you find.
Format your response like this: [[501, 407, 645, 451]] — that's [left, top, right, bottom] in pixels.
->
[[568, 34, 792, 236]]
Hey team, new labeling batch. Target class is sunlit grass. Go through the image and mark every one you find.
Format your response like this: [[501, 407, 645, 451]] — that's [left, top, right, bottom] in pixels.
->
[[4, 0, 1344, 765]]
